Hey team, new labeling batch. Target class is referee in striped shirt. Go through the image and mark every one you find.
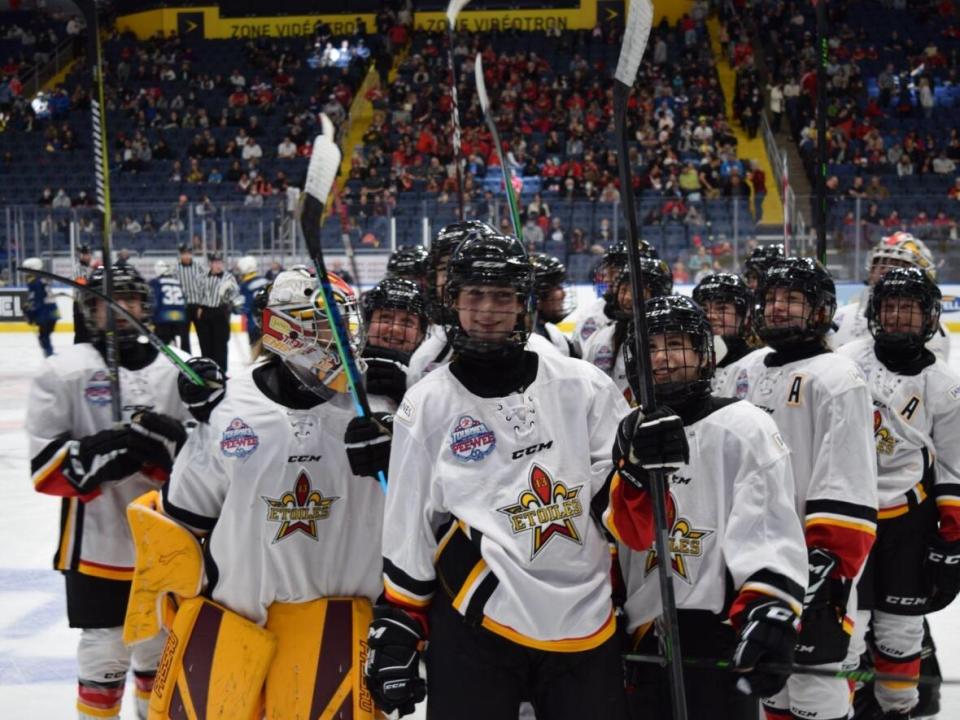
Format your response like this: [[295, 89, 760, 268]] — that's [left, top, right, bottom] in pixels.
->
[[196, 252, 239, 372], [176, 243, 206, 352]]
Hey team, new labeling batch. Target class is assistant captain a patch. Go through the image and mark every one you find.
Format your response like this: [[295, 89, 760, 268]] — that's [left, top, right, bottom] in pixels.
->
[[220, 417, 259, 459], [449, 415, 496, 462]]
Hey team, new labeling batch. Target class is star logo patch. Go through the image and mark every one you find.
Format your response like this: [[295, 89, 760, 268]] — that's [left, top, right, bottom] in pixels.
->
[[262, 470, 338, 543], [498, 464, 584, 560]]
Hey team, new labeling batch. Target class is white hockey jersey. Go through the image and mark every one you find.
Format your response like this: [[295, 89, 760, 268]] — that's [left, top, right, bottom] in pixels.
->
[[535, 322, 573, 357], [581, 322, 634, 404], [739, 346, 878, 580], [609, 400, 807, 631], [163, 365, 384, 625], [383, 351, 630, 650], [838, 337, 960, 517], [712, 346, 772, 399], [27, 343, 191, 581], [406, 326, 562, 388], [571, 295, 611, 356], [830, 288, 950, 360]]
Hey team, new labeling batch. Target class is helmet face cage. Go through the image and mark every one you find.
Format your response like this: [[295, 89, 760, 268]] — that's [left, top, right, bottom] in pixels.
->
[[426, 221, 497, 324], [591, 240, 658, 298], [361, 277, 428, 355], [444, 234, 535, 358], [623, 295, 715, 408], [530, 253, 577, 323], [607, 258, 674, 321], [692, 273, 752, 339], [867, 267, 942, 349], [743, 243, 786, 290], [82, 265, 153, 341], [386, 245, 430, 291], [755, 258, 836, 348], [867, 232, 937, 284], [261, 272, 366, 400]]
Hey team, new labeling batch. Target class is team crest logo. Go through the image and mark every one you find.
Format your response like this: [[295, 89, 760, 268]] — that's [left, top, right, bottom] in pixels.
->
[[220, 417, 260, 459], [84, 370, 113, 406], [735, 368, 749, 399], [449, 415, 496, 462], [498, 464, 584, 560], [873, 409, 898, 456], [580, 317, 598, 341], [644, 491, 713, 584], [262, 469, 338, 542], [594, 344, 614, 372]]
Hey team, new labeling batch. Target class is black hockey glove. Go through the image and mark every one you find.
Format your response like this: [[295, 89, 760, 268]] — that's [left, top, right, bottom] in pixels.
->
[[732, 600, 799, 697], [925, 535, 960, 612], [795, 548, 852, 665], [63, 429, 151, 494], [613, 407, 689, 490], [364, 605, 426, 717], [177, 357, 226, 423], [363, 346, 410, 407], [129, 411, 187, 472], [344, 412, 393, 480]]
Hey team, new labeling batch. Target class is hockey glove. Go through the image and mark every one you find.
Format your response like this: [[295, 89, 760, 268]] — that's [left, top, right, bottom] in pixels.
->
[[613, 407, 689, 489], [364, 605, 426, 717], [732, 600, 799, 697], [345, 413, 393, 480], [63, 429, 152, 494], [795, 548, 852, 665], [363, 346, 410, 407], [129, 411, 187, 472], [177, 357, 226, 423], [925, 535, 960, 612]]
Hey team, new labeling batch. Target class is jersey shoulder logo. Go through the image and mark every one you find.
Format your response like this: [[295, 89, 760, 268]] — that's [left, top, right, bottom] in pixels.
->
[[220, 417, 260, 459], [949, 384, 960, 402], [735, 368, 749, 399], [579, 316, 598, 341], [498, 464, 584, 561], [262, 469, 338, 542], [84, 370, 113, 406], [593, 344, 614, 372], [873, 409, 899, 456], [644, 491, 714, 584], [449, 415, 496, 462]]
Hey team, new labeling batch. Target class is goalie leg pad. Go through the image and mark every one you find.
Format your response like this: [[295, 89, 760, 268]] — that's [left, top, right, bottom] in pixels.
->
[[124, 491, 205, 645], [149, 597, 276, 720], [264, 597, 376, 720]]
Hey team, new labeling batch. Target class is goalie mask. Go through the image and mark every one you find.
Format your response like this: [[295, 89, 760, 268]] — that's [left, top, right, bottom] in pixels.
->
[[260, 268, 365, 400], [530, 252, 577, 324], [81, 264, 153, 346], [444, 232, 535, 360], [623, 295, 715, 408], [692, 272, 753, 340], [866, 231, 936, 285], [867, 266, 942, 352], [755, 257, 836, 350]]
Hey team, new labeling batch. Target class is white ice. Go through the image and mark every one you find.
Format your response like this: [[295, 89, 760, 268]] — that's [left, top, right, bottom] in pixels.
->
[[0, 330, 958, 718]]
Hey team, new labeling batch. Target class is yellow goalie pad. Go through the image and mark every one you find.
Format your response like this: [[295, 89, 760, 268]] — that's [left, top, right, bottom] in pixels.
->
[[124, 491, 205, 645], [150, 596, 276, 720], [264, 597, 378, 720]]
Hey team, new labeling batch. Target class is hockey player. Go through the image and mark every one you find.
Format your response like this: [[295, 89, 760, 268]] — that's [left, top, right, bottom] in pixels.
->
[[366, 232, 630, 720], [148, 260, 187, 346], [22, 256, 60, 357], [692, 272, 765, 398], [361, 276, 428, 410], [530, 252, 577, 356], [386, 244, 430, 292], [736, 257, 878, 720], [741, 243, 785, 292], [26, 264, 190, 719], [155, 268, 385, 718], [582, 257, 673, 403], [837, 267, 960, 719], [235, 254, 270, 348], [602, 295, 807, 719], [830, 232, 949, 361]]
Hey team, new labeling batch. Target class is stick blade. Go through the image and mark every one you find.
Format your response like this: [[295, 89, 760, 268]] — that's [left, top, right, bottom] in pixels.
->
[[446, 0, 472, 27], [474, 52, 490, 112], [304, 113, 342, 206], [614, 0, 654, 87]]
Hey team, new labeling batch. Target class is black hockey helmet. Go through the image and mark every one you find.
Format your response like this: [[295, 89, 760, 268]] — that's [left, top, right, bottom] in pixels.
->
[[867, 266, 942, 350], [692, 272, 753, 339], [427, 220, 497, 324], [623, 295, 715, 408], [530, 252, 576, 323], [742, 243, 786, 290], [81, 263, 153, 341], [444, 232, 534, 358], [386, 244, 429, 288], [362, 277, 429, 329], [755, 257, 836, 349], [605, 256, 674, 321], [592, 240, 658, 296]]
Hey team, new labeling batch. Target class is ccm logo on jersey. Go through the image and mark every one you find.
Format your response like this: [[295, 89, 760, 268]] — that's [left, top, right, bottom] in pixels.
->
[[928, 551, 960, 564], [884, 595, 927, 607], [288, 454, 322, 463], [512, 441, 553, 460]]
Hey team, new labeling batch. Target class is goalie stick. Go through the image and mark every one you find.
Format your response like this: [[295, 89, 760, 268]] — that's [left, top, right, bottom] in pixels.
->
[[79, 0, 121, 423], [613, 2, 689, 719], [19, 266, 214, 389], [445, 0, 471, 221], [474, 53, 523, 240], [300, 114, 388, 494]]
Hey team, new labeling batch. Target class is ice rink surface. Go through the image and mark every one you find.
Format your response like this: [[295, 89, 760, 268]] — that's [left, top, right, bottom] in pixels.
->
[[1, 330, 959, 718]]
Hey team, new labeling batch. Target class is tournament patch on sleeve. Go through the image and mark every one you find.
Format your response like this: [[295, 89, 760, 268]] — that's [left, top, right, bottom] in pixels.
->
[[949, 384, 960, 402], [396, 398, 416, 425]]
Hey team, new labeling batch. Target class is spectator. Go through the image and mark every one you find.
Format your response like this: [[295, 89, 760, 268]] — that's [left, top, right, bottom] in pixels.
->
[[748, 161, 766, 222], [896, 154, 915, 177], [948, 177, 960, 200], [52, 188, 71, 209], [37, 186, 53, 206], [866, 175, 890, 200], [933, 151, 956, 176], [276, 135, 297, 159], [244, 187, 264, 207], [548, 216, 564, 245], [229, 68, 246, 90], [768, 81, 784, 133], [124, 216, 142, 234], [186, 158, 205, 184], [671, 260, 690, 283], [208, 166, 223, 184], [523, 213, 545, 250]]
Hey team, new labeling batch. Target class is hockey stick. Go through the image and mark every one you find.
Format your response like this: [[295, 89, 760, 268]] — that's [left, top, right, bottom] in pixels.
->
[[20, 266, 213, 388], [474, 53, 523, 240], [612, 3, 689, 719], [80, 0, 121, 423], [623, 652, 957, 687], [300, 114, 387, 494], [445, 0, 471, 221]]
